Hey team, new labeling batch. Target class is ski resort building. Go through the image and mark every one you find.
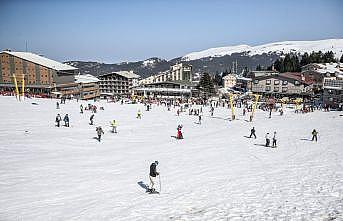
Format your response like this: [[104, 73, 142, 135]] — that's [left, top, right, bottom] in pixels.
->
[[132, 81, 197, 99], [251, 72, 314, 96], [323, 77, 343, 109], [98, 71, 140, 97], [0, 50, 78, 96]]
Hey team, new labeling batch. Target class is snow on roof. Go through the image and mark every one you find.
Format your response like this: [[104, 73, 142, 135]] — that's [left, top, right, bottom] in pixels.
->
[[1, 51, 78, 71], [315, 63, 343, 74], [182, 39, 343, 61], [75, 74, 100, 83], [100, 71, 140, 79]]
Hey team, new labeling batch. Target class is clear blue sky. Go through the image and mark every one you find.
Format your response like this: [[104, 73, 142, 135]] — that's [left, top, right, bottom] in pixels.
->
[[0, 0, 342, 63]]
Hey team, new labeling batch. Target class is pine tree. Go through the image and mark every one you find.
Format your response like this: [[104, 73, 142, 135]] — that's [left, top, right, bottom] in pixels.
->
[[197, 73, 215, 98], [256, 64, 262, 71], [300, 52, 310, 66], [213, 72, 223, 86]]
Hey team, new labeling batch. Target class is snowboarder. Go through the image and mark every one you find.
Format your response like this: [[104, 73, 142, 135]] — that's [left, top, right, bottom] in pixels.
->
[[55, 114, 61, 127], [96, 126, 104, 142], [111, 120, 117, 133], [177, 125, 183, 139], [80, 104, 83, 114], [63, 114, 69, 127], [137, 110, 141, 119], [56, 102, 60, 109], [272, 131, 277, 148], [90, 114, 94, 125], [148, 161, 159, 193], [311, 129, 318, 142], [265, 132, 270, 147], [249, 127, 256, 139]]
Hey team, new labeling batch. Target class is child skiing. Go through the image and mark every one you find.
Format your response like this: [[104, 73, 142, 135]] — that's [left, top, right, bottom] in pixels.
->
[[312, 129, 318, 142], [63, 114, 69, 127], [137, 110, 141, 119], [272, 131, 277, 148], [148, 161, 160, 193], [96, 126, 104, 142], [249, 127, 256, 139], [265, 132, 270, 147], [177, 125, 183, 139], [55, 114, 61, 127], [111, 120, 117, 133]]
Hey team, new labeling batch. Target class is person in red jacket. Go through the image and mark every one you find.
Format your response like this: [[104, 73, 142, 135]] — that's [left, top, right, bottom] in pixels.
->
[[177, 125, 183, 139]]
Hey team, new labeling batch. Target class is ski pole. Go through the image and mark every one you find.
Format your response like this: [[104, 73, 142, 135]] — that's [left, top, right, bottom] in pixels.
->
[[159, 174, 161, 193]]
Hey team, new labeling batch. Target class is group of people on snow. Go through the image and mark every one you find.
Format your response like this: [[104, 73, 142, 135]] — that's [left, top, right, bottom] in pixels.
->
[[55, 113, 69, 127]]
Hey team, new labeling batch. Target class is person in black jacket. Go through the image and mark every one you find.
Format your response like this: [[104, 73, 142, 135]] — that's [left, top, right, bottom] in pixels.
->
[[149, 161, 159, 192], [249, 127, 256, 139]]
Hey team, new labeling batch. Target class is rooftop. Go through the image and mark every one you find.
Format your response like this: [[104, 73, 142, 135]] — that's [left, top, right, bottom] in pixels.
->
[[99, 71, 140, 79], [75, 74, 100, 83], [1, 51, 78, 71]]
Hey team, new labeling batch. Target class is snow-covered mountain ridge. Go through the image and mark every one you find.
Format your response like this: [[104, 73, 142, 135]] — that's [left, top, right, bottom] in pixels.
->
[[182, 39, 343, 61]]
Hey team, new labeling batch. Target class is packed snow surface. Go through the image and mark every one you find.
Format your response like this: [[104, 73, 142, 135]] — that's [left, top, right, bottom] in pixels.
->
[[0, 96, 343, 220], [182, 39, 343, 61]]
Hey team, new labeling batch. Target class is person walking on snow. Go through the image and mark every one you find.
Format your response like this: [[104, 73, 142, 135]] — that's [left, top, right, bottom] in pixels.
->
[[96, 126, 104, 142], [111, 120, 117, 133], [56, 102, 60, 109], [198, 115, 202, 124], [55, 114, 61, 127], [80, 104, 83, 114], [312, 129, 318, 142], [149, 161, 159, 193], [63, 114, 69, 127], [90, 114, 94, 125], [249, 127, 256, 139], [265, 132, 270, 147], [272, 131, 277, 147]]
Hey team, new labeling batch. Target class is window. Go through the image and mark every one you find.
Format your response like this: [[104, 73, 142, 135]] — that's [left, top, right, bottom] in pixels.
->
[[274, 87, 279, 92], [265, 86, 271, 91], [282, 87, 287, 92], [282, 80, 288, 85], [274, 80, 280, 85], [266, 80, 271, 85]]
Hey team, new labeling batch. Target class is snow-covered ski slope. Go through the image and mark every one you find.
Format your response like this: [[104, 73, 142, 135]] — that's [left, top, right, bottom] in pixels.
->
[[0, 96, 342, 220], [182, 39, 343, 61]]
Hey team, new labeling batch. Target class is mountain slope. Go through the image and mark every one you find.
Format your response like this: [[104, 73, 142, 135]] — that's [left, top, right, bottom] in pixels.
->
[[182, 39, 343, 61]]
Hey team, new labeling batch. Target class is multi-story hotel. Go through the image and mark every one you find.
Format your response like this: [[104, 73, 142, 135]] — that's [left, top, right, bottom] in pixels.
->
[[98, 71, 140, 97], [0, 50, 78, 95]]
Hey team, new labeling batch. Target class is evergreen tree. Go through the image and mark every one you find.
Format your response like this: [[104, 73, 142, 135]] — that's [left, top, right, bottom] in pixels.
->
[[213, 72, 223, 86], [340, 54, 343, 63], [197, 73, 215, 97], [300, 52, 310, 66], [256, 64, 262, 71]]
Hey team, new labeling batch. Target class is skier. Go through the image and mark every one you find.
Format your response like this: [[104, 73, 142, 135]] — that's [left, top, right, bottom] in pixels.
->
[[56, 102, 60, 109], [55, 114, 61, 127], [243, 108, 246, 116], [80, 104, 83, 114], [177, 109, 180, 116], [198, 115, 202, 124], [148, 161, 159, 193], [249, 127, 257, 139], [211, 106, 214, 116], [137, 110, 142, 119], [311, 129, 318, 142], [111, 120, 117, 133], [63, 114, 69, 127], [272, 131, 277, 148], [96, 126, 104, 142], [90, 114, 94, 125], [265, 132, 270, 147], [177, 125, 183, 139]]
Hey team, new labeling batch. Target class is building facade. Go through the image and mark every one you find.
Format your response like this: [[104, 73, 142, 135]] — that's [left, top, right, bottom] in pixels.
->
[[251, 72, 313, 96], [223, 74, 237, 88], [98, 71, 140, 97], [0, 50, 78, 95], [323, 77, 343, 109]]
